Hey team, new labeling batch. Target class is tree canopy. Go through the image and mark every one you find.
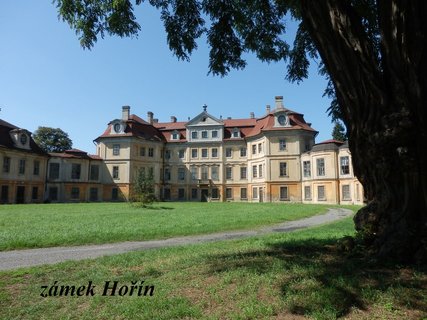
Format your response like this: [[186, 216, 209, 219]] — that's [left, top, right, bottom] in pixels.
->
[[331, 121, 347, 142], [33, 126, 73, 153], [53, 0, 427, 263]]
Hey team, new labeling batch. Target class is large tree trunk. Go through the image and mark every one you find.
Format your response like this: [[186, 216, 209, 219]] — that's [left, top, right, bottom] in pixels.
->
[[300, 0, 427, 263]]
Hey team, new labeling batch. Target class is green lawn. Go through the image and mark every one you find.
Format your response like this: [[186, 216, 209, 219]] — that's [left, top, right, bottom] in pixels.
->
[[1, 210, 425, 320], [0, 202, 337, 251]]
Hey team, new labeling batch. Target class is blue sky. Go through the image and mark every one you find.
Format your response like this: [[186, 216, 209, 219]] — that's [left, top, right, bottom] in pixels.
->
[[1, 2, 334, 153]]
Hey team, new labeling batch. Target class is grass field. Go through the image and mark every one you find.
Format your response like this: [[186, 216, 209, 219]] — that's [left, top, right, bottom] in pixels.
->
[[0, 209, 426, 320], [0, 202, 335, 251]]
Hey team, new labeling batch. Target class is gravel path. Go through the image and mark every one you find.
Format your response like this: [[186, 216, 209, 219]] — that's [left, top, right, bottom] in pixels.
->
[[0, 208, 352, 271]]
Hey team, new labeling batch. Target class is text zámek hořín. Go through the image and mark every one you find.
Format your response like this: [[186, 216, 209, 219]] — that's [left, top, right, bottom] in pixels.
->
[[40, 281, 154, 297]]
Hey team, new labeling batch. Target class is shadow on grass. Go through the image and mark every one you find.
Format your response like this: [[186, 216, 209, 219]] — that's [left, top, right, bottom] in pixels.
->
[[205, 238, 427, 318]]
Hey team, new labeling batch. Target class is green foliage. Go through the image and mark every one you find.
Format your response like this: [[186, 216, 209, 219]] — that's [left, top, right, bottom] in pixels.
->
[[130, 168, 157, 207], [331, 121, 347, 142], [53, 0, 383, 124], [33, 126, 73, 153]]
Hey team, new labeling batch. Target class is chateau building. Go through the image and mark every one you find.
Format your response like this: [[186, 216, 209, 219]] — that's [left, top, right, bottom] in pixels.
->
[[0, 119, 48, 204], [0, 96, 364, 205], [94, 96, 363, 204]]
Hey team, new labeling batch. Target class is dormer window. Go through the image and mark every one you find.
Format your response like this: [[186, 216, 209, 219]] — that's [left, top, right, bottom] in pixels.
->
[[232, 128, 240, 138], [113, 123, 121, 133], [20, 134, 28, 145], [275, 112, 290, 127], [171, 130, 180, 140]]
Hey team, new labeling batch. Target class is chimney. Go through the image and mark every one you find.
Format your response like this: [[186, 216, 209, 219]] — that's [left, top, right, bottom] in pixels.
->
[[250, 112, 255, 119], [266, 105, 271, 114], [153, 118, 159, 123], [122, 105, 130, 121], [275, 96, 284, 109], [170, 116, 177, 123], [147, 111, 153, 124], [227, 116, 232, 120]]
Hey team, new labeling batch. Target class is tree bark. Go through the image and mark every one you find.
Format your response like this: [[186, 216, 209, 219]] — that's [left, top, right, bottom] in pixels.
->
[[300, 0, 427, 263]]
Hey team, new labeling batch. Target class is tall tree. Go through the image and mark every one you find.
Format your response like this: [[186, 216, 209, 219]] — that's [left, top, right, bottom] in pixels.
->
[[53, 0, 427, 263], [33, 126, 73, 153], [331, 121, 347, 142]]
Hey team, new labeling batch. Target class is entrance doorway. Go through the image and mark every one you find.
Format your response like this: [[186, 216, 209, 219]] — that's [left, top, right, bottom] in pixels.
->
[[259, 188, 264, 203], [16, 186, 25, 204], [201, 189, 208, 202]]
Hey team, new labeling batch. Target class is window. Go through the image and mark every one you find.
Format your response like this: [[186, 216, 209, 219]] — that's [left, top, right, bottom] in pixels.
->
[[279, 162, 287, 177], [191, 188, 198, 199], [317, 185, 326, 200], [178, 149, 185, 159], [113, 144, 120, 156], [191, 149, 198, 158], [225, 148, 232, 158], [316, 158, 325, 176], [149, 167, 154, 177], [191, 131, 198, 139], [211, 148, 218, 158], [201, 166, 208, 180], [202, 131, 208, 138], [280, 186, 289, 200], [49, 163, 60, 179], [211, 166, 219, 181], [90, 165, 99, 181], [212, 130, 218, 138], [164, 167, 171, 181], [240, 147, 247, 157], [258, 143, 262, 153], [148, 148, 154, 157], [33, 160, 40, 176], [1, 186, 8, 203], [258, 164, 263, 178], [303, 161, 311, 177], [90, 188, 98, 201], [240, 166, 247, 180], [112, 166, 119, 179], [3, 157, 10, 173], [71, 164, 81, 179], [191, 166, 198, 180], [226, 167, 232, 180], [71, 187, 80, 200], [202, 148, 208, 158], [279, 139, 286, 151], [112, 188, 119, 200], [178, 167, 185, 181], [240, 188, 247, 199], [304, 186, 312, 200], [140, 147, 146, 156], [342, 185, 351, 200], [165, 150, 171, 160], [171, 132, 179, 140], [178, 188, 185, 200], [49, 187, 58, 201], [252, 187, 258, 199], [164, 188, 171, 200], [226, 188, 233, 199], [340, 156, 350, 175], [252, 145, 257, 155], [211, 188, 219, 199], [252, 165, 257, 178], [19, 159, 25, 175], [232, 128, 240, 138], [32, 187, 38, 200]]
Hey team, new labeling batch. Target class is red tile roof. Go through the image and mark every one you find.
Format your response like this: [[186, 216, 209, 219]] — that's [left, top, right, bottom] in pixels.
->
[[96, 109, 317, 142]]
